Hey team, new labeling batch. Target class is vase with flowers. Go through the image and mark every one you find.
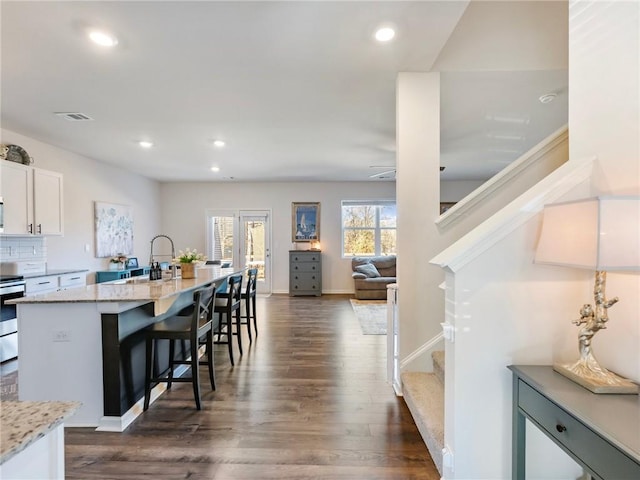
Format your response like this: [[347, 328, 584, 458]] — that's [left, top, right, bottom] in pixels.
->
[[110, 254, 128, 270], [174, 248, 206, 279]]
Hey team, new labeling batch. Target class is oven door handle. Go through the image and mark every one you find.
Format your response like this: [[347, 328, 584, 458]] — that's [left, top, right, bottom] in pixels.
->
[[0, 285, 26, 295]]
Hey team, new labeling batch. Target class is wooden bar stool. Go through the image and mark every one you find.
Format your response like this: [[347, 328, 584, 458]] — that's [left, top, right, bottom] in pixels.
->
[[143, 284, 217, 411]]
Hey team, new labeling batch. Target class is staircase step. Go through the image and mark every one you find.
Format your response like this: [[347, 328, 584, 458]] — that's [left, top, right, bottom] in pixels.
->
[[432, 350, 445, 385], [401, 372, 444, 476]]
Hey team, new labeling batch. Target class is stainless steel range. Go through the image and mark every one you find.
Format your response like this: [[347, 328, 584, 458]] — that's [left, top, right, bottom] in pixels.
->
[[0, 274, 25, 363]]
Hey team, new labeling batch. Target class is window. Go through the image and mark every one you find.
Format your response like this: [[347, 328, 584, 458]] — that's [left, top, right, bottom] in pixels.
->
[[342, 201, 396, 257]]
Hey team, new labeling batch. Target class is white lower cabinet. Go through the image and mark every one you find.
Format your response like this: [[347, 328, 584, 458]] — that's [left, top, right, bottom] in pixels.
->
[[25, 273, 86, 295], [25, 276, 58, 295], [58, 273, 86, 290]]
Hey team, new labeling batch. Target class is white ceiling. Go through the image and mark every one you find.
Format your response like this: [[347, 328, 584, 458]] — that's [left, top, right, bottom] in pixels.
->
[[0, 1, 568, 183]]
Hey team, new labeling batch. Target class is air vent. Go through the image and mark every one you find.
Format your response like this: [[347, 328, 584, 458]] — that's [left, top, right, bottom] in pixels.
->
[[55, 112, 94, 121]]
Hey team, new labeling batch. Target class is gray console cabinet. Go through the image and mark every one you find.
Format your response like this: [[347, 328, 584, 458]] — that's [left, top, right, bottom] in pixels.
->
[[289, 251, 321, 296], [509, 365, 640, 480]]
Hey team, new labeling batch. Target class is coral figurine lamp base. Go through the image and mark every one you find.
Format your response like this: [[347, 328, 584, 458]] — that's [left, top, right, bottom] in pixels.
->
[[553, 362, 639, 394]]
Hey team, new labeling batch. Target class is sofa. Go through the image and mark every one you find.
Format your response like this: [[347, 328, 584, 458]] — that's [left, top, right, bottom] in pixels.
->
[[351, 255, 396, 300]]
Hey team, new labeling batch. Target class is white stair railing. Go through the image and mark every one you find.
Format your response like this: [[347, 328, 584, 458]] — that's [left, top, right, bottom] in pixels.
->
[[386, 284, 401, 395]]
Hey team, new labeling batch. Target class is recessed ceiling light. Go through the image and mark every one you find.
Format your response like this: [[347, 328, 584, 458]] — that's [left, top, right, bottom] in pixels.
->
[[539, 93, 557, 104], [210, 166, 220, 172], [213, 140, 225, 148], [88, 30, 118, 47], [138, 141, 153, 148], [374, 27, 395, 43]]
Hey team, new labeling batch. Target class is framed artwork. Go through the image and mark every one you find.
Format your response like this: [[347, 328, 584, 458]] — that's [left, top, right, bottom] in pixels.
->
[[292, 202, 320, 242], [126, 257, 139, 269], [94, 202, 134, 257], [440, 202, 456, 215]]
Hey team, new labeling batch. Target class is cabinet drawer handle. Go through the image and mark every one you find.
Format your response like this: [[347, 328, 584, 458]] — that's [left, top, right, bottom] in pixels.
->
[[38, 281, 52, 285], [69, 276, 81, 280], [556, 424, 567, 433]]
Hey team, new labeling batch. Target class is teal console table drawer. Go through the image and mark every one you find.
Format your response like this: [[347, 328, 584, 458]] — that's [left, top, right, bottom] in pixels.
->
[[509, 365, 640, 480], [96, 267, 151, 284]]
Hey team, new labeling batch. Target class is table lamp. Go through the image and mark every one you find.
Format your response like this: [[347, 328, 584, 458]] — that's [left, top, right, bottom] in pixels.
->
[[535, 195, 640, 394]]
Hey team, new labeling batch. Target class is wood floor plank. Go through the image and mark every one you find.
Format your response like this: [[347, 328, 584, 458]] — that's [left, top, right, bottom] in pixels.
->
[[65, 294, 438, 479]]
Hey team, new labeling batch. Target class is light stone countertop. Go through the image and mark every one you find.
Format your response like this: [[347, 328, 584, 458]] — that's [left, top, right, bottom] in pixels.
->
[[10, 266, 237, 305], [23, 268, 89, 279], [0, 400, 81, 464]]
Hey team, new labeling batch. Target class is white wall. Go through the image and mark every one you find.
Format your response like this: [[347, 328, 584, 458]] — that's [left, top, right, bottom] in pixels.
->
[[0, 129, 161, 279], [570, 1, 640, 197], [432, 0, 568, 72], [440, 180, 483, 203], [397, 72, 443, 369], [432, 1, 639, 478], [159, 181, 395, 294], [569, 0, 640, 379]]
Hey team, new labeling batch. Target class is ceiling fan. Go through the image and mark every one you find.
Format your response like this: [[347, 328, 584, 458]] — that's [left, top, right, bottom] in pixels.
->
[[369, 166, 396, 179], [369, 165, 445, 179]]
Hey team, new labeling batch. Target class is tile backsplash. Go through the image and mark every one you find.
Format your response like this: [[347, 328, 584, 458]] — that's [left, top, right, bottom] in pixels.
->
[[0, 236, 47, 263]]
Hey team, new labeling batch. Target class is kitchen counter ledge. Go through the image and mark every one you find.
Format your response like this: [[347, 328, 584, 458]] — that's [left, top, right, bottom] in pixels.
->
[[0, 400, 80, 465]]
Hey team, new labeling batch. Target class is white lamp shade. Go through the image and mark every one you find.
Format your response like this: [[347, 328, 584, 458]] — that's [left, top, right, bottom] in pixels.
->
[[535, 196, 640, 271]]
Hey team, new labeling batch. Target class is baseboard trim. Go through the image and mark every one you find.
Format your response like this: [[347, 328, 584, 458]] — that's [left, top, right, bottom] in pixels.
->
[[95, 364, 189, 432]]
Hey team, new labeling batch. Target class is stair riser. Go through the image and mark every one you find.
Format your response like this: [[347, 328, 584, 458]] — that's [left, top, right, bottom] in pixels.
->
[[432, 350, 445, 386], [401, 372, 444, 476]]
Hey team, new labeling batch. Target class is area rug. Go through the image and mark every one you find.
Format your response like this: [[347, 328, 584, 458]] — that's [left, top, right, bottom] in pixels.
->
[[350, 299, 387, 335]]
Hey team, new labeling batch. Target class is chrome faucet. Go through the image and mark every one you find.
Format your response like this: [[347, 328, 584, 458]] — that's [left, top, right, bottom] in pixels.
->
[[150, 234, 176, 279]]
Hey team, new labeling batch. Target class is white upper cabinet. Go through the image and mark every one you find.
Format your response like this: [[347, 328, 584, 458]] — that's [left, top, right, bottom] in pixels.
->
[[1, 160, 63, 235], [33, 167, 63, 235]]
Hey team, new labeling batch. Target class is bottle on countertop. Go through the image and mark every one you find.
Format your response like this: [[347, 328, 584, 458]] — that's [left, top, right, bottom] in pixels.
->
[[150, 262, 161, 281]]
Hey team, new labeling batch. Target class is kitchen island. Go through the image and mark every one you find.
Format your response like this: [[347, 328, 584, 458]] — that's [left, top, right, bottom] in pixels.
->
[[11, 266, 238, 432]]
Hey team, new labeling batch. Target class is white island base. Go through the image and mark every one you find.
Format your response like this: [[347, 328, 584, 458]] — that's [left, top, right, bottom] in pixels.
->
[[18, 301, 152, 431]]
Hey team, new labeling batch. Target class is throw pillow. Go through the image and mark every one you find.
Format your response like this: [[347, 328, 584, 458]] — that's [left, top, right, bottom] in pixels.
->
[[355, 263, 380, 278]]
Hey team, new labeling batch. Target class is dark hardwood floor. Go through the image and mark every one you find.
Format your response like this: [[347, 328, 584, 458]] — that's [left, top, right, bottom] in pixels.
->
[[65, 294, 438, 479]]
